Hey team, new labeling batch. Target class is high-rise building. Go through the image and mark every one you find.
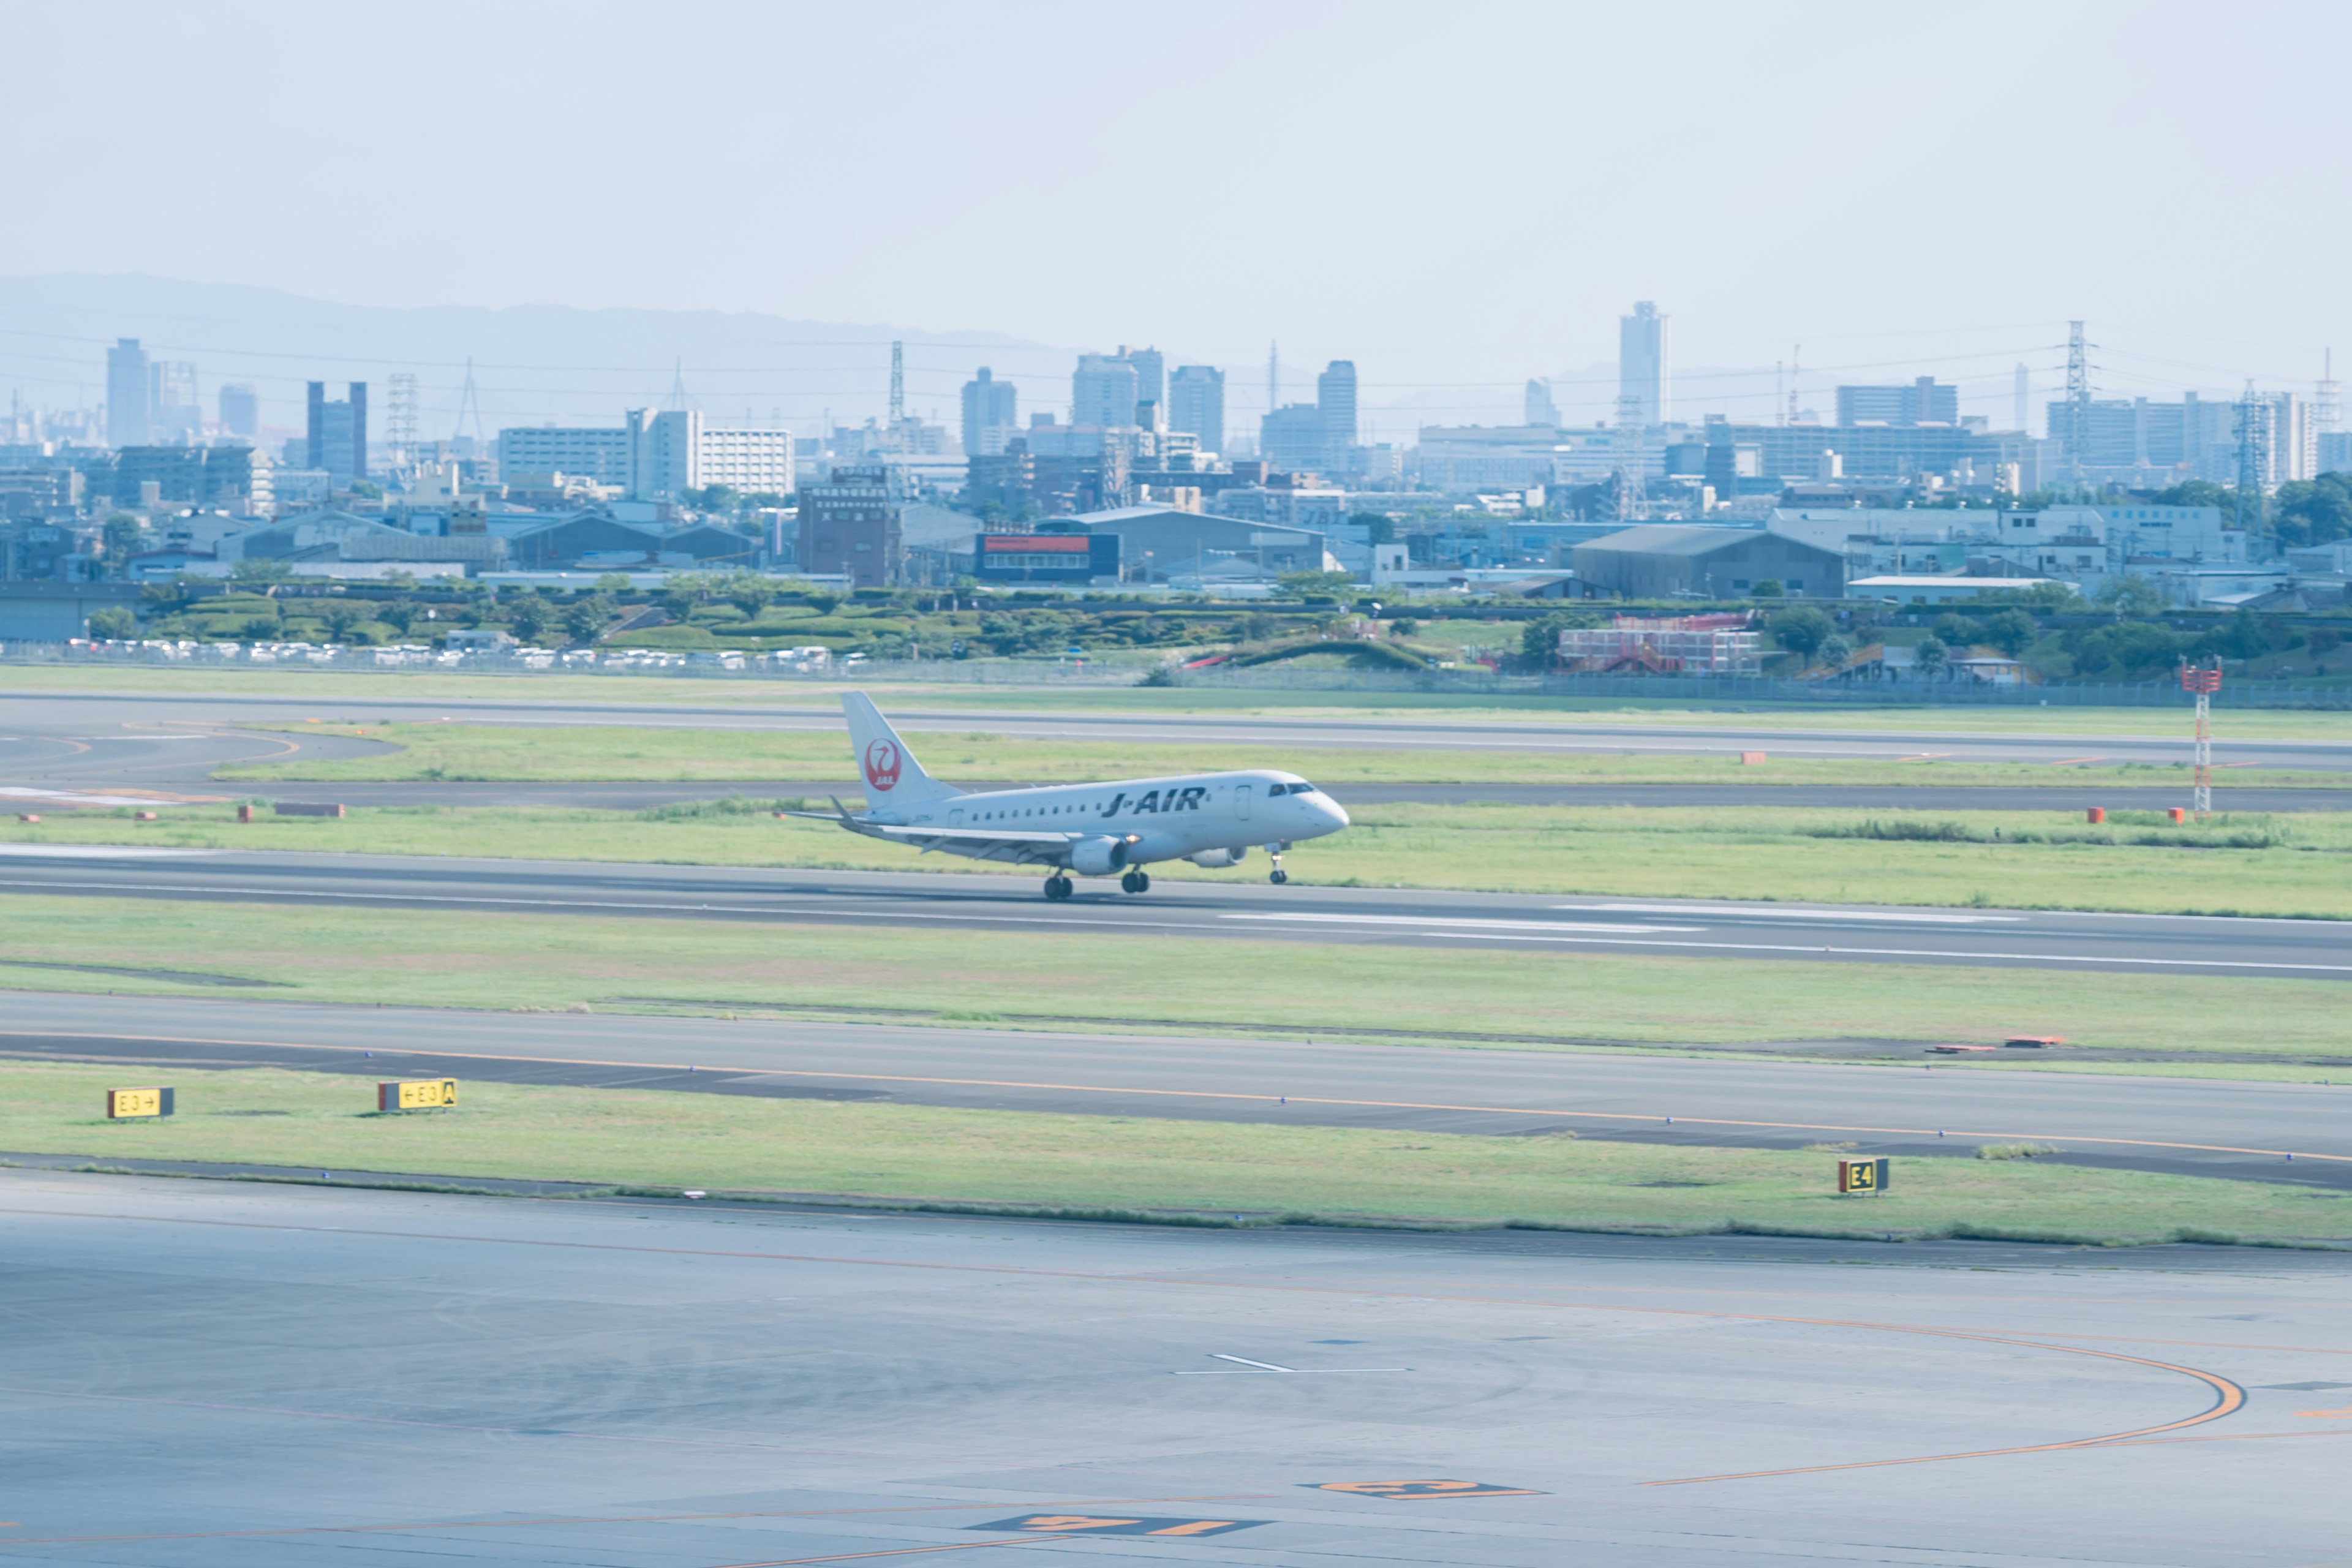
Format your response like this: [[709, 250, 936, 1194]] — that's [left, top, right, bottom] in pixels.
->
[[1316, 360, 1358, 473], [1525, 378, 1559, 427], [961, 368, 1019, 457], [1168, 365, 1224, 453], [1260, 404, 1325, 474], [106, 339, 151, 447], [1836, 377, 1959, 427], [306, 381, 368, 488], [1071, 353, 1142, 428], [1618, 301, 1668, 427], [1123, 347, 1164, 417], [152, 362, 201, 439], [219, 384, 259, 439]]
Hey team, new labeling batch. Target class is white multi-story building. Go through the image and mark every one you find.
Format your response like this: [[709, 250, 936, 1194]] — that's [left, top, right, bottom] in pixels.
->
[[499, 415, 793, 500], [496, 426, 633, 486]]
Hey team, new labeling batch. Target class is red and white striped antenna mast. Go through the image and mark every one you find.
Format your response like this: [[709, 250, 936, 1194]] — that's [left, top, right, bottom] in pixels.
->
[[2180, 660, 2222, 818]]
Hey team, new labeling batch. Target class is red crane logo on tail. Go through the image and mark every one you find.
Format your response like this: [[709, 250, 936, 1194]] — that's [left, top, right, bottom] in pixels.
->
[[863, 738, 902, 792]]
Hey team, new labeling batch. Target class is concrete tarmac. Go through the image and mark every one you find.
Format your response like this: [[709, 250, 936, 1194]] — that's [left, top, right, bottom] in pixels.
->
[[2, 1169, 2348, 1566], [1, 845, 2345, 979], [2, 991, 2348, 1187]]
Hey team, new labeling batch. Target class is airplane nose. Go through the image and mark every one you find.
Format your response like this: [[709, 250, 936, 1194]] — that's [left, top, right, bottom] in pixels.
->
[[1322, 796, 1351, 829]]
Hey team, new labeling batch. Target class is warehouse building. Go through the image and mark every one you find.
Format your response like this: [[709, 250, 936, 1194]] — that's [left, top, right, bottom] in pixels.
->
[[1571, 524, 1846, 599]]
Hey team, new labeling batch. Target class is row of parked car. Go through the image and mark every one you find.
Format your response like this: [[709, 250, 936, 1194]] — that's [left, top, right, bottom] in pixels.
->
[[51, 638, 858, 674]]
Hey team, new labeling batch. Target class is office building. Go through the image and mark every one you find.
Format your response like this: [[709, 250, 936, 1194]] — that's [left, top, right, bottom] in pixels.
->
[[496, 425, 633, 486], [1836, 378, 1959, 427], [306, 381, 368, 488], [1619, 301, 1668, 426], [2045, 393, 2306, 486], [152, 363, 201, 439], [1261, 404, 1325, 475], [1072, 353, 1142, 428], [106, 339, 151, 447], [219, 384, 259, 439], [497, 416, 791, 499], [1525, 378, 1559, 427], [1316, 360, 1358, 473], [961, 368, 1019, 458], [797, 464, 902, 587], [1168, 365, 1224, 453], [693, 423, 794, 496]]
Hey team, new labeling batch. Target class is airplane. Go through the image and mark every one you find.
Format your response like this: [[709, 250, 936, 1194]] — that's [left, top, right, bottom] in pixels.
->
[[792, 692, 1349, 900]]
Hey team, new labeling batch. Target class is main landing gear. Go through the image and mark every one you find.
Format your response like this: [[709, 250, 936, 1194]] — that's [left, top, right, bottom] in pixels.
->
[[1120, 870, 1152, 894], [1268, 842, 1289, 885], [1042, 874, 1073, 900]]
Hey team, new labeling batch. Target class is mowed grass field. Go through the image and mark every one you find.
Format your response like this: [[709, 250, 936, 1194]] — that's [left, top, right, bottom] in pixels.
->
[[0, 894, 2345, 1065], [9, 1060, 2348, 1246], [220, 720, 2351, 790], [11, 661, 2352, 739], [10, 799, 2351, 918]]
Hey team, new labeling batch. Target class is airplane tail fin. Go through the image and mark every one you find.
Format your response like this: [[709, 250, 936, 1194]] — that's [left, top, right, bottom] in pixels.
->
[[842, 691, 962, 807]]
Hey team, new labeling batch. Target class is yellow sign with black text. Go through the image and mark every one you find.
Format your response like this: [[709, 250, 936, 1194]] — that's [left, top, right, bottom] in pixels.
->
[[105, 1087, 174, 1120], [378, 1079, 459, 1112], [1838, 1156, 1890, 1194]]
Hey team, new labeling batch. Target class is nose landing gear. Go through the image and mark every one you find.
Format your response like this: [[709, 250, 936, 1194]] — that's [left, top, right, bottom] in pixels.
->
[[1042, 874, 1073, 900], [1119, 870, 1152, 894], [1267, 842, 1289, 884]]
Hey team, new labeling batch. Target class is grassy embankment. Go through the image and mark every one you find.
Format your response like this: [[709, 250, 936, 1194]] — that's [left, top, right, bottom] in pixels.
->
[[9, 1060, 2347, 1246], [1, 895, 2346, 1072], [9, 660, 2352, 737], [14, 796, 2352, 919]]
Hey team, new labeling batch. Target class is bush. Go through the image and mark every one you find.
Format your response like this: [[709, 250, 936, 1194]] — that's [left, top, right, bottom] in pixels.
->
[[2067, 620, 2186, 679], [1749, 579, 1784, 598], [1765, 606, 1835, 660], [88, 605, 135, 638], [1981, 608, 2039, 657]]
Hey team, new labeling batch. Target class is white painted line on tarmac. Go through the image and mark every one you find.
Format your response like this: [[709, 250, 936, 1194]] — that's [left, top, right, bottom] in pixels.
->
[[0, 845, 221, 859], [1562, 903, 2024, 925], [1175, 1354, 1411, 1375], [1223, 913, 1705, 935]]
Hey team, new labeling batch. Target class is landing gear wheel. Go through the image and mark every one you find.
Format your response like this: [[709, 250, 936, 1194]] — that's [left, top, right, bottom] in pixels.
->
[[1268, 845, 1288, 885], [1120, 870, 1151, 894], [1270, 869, 1288, 884], [1043, 875, 1073, 900]]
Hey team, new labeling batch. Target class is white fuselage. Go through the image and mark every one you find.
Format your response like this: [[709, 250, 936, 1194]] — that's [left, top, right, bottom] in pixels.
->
[[870, 768, 1348, 873]]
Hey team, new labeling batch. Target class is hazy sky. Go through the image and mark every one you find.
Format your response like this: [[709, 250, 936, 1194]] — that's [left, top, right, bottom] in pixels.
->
[[6, 0, 2351, 430]]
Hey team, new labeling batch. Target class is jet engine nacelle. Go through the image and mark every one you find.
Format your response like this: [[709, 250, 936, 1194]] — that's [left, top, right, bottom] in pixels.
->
[[1187, 846, 1249, 869], [1068, 835, 1134, 876]]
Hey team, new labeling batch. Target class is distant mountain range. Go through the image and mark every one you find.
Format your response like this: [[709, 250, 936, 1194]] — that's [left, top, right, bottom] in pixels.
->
[[0, 273, 1066, 441]]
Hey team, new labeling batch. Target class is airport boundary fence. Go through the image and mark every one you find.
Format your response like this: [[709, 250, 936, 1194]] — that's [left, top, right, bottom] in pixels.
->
[[5, 640, 2349, 709]]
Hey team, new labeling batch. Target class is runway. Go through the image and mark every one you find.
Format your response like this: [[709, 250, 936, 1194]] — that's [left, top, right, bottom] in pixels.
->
[[4, 687, 2346, 769], [4, 990, 2348, 1186], [2, 1170, 2347, 1566], [1, 845, 2346, 979]]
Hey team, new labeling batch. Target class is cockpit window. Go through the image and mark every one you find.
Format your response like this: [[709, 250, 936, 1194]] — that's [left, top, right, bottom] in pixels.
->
[[1264, 783, 1287, 796], [1288, 782, 1318, 794]]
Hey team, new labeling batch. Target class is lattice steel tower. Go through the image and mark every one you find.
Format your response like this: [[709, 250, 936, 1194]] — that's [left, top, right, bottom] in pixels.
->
[[2233, 381, 2267, 536], [2064, 320, 2091, 485]]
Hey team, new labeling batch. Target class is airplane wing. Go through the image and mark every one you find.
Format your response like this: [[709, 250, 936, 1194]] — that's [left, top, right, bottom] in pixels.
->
[[782, 802, 1078, 865]]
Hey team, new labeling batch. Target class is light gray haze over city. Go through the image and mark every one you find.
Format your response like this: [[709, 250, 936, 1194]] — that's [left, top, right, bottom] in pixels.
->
[[2, 0, 2347, 430]]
